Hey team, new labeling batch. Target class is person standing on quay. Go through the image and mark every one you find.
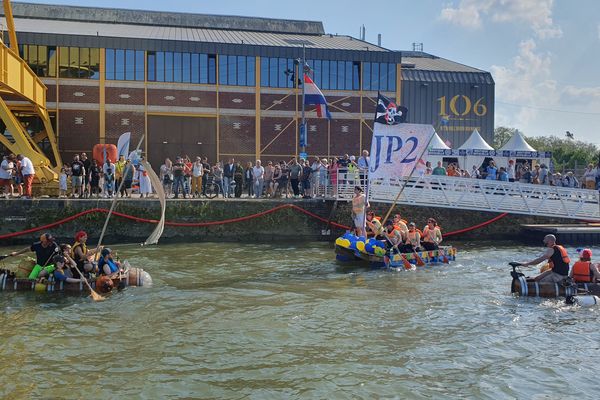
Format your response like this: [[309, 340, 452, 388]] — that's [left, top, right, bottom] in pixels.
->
[[357, 150, 370, 187], [252, 160, 264, 198], [234, 161, 244, 198], [191, 157, 203, 198], [17, 154, 35, 199], [223, 158, 235, 198], [289, 158, 302, 197]]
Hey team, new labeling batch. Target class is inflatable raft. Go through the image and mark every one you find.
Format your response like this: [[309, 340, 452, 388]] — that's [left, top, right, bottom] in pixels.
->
[[0, 266, 152, 294]]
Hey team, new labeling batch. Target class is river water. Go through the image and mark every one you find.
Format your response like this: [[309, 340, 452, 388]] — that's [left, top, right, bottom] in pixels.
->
[[1, 242, 600, 399]]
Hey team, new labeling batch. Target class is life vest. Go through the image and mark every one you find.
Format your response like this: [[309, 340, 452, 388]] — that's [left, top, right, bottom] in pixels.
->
[[72, 242, 87, 265], [549, 245, 570, 276], [99, 258, 119, 275], [407, 230, 420, 246], [423, 226, 442, 243], [572, 261, 592, 283]]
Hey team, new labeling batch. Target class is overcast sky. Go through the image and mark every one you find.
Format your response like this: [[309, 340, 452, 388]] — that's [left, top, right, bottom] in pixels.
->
[[27, 0, 600, 145]]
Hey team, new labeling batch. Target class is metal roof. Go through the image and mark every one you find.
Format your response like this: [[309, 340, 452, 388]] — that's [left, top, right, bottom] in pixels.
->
[[400, 51, 493, 83], [401, 51, 485, 73], [10, 2, 325, 35]]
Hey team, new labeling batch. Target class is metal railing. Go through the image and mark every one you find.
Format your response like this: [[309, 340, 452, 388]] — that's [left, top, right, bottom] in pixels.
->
[[329, 172, 600, 221]]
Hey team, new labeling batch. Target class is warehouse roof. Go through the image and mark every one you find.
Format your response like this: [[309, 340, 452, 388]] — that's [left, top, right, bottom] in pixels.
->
[[9, 2, 325, 35]]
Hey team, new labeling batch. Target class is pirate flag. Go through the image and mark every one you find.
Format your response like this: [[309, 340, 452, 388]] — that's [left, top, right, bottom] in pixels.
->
[[374, 93, 408, 125]]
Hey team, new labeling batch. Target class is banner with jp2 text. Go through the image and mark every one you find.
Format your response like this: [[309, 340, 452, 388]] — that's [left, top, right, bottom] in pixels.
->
[[368, 94, 435, 180]]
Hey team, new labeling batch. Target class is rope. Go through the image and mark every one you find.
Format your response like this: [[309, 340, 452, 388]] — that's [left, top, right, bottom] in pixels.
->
[[0, 204, 508, 240]]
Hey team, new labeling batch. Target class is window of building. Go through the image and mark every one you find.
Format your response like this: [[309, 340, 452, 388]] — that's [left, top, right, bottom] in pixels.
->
[[148, 51, 216, 84], [106, 48, 144, 81], [218, 55, 256, 86], [362, 62, 397, 91], [260, 57, 297, 88]]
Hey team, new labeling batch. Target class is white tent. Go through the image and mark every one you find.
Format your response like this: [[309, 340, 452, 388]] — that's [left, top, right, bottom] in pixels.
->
[[499, 130, 536, 153], [458, 129, 494, 170], [426, 131, 451, 168], [496, 131, 551, 171]]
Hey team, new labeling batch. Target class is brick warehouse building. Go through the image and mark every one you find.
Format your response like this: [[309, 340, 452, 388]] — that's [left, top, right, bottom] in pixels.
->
[[2, 2, 494, 168]]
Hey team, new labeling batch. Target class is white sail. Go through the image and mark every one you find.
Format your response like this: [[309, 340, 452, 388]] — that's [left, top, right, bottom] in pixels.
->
[[141, 160, 166, 246]]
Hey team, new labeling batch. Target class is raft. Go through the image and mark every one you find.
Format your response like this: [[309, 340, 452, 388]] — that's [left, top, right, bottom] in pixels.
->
[[335, 244, 457, 268], [510, 274, 600, 298], [0, 267, 152, 294]]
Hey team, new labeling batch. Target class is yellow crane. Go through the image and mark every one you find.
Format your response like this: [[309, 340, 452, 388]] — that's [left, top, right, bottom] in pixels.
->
[[0, 0, 61, 183]]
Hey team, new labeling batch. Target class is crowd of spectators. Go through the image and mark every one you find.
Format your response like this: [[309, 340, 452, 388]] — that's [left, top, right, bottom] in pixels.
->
[[2, 150, 600, 199], [425, 158, 598, 189]]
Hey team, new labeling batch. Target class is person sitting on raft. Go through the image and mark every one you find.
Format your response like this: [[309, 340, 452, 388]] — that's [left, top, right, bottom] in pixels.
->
[[59, 243, 81, 278], [98, 248, 122, 276], [366, 211, 383, 237], [382, 220, 403, 253], [422, 218, 443, 250], [521, 234, 570, 283], [404, 222, 422, 252], [9, 233, 60, 280], [72, 231, 100, 276], [569, 248, 600, 283], [52, 255, 83, 284], [392, 214, 409, 241]]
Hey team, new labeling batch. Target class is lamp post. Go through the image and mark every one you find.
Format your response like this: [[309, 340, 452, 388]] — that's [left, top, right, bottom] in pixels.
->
[[297, 45, 309, 158]]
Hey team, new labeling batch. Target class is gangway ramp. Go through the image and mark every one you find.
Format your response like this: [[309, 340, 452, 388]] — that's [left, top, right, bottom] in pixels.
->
[[336, 174, 600, 222]]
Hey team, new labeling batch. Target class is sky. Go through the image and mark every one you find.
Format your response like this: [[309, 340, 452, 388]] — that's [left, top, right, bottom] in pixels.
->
[[25, 0, 600, 145]]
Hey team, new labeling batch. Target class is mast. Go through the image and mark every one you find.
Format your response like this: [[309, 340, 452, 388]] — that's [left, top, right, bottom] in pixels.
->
[[300, 44, 307, 156]]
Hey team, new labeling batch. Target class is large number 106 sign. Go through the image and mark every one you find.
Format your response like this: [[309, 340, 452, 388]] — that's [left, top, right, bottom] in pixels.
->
[[369, 123, 435, 180]]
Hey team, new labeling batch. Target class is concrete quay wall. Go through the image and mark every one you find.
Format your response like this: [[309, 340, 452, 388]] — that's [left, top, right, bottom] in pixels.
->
[[0, 199, 579, 245]]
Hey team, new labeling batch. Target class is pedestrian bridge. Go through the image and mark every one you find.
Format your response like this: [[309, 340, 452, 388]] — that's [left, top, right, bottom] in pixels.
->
[[332, 174, 600, 222]]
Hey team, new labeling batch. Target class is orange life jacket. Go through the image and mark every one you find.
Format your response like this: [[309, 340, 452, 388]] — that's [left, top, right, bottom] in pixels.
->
[[549, 245, 570, 276], [572, 261, 592, 283]]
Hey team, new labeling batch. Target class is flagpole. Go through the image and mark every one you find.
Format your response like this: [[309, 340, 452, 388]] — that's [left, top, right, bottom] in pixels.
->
[[300, 44, 306, 155]]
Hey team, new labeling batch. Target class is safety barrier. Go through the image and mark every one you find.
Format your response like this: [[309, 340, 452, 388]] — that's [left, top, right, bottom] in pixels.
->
[[334, 173, 600, 222]]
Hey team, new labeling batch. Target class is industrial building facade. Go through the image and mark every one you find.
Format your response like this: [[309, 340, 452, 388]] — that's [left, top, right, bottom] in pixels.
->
[[2, 2, 494, 168]]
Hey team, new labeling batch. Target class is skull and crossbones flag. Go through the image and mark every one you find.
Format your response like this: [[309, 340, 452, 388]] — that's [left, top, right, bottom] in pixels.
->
[[374, 93, 408, 125]]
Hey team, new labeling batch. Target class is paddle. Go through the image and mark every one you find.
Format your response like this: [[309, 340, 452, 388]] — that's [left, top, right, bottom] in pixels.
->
[[71, 262, 104, 302], [412, 249, 426, 267]]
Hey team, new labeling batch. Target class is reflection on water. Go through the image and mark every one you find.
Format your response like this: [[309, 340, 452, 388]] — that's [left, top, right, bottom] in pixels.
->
[[1, 242, 600, 399]]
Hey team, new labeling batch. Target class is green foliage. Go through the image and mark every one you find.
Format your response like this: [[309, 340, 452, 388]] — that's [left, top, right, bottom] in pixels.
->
[[493, 126, 517, 149], [494, 126, 599, 171]]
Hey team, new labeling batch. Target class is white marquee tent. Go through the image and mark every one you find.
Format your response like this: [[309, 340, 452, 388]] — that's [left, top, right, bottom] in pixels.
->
[[457, 129, 494, 170]]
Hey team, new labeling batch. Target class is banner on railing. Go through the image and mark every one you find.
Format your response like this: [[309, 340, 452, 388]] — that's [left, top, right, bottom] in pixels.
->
[[369, 123, 435, 180]]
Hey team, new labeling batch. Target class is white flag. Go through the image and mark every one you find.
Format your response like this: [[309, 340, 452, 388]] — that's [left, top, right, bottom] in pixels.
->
[[117, 132, 131, 159]]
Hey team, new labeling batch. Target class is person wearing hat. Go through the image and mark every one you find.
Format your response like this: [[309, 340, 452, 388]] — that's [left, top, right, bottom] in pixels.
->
[[98, 248, 122, 276], [9, 233, 60, 280], [569, 249, 600, 283], [521, 234, 570, 283], [382, 219, 403, 252], [72, 231, 100, 276], [351, 186, 369, 237], [52, 255, 83, 284]]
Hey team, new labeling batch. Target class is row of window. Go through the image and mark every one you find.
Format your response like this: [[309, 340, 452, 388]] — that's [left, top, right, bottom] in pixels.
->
[[19, 45, 100, 79], [19, 45, 397, 91]]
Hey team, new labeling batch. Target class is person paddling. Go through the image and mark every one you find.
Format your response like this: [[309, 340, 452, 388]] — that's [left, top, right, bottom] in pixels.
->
[[521, 234, 570, 283], [8, 233, 60, 280]]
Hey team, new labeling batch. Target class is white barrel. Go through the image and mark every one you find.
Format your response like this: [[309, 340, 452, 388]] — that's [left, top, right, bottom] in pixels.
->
[[572, 295, 600, 307]]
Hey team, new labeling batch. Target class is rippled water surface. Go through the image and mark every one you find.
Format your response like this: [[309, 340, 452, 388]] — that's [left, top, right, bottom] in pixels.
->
[[2, 242, 600, 399]]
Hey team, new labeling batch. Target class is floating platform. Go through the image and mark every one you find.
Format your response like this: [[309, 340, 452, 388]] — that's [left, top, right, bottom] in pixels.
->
[[520, 224, 600, 245]]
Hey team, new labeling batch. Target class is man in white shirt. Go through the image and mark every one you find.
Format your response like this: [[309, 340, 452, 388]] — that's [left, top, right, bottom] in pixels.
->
[[17, 154, 35, 199], [1, 154, 15, 198], [357, 150, 370, 186], [507, 160, 516, 182], [252, 160, 265, 198]]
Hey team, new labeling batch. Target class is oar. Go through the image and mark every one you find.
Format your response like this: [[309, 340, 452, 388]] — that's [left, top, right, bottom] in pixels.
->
[[71, 263, 105, 302]]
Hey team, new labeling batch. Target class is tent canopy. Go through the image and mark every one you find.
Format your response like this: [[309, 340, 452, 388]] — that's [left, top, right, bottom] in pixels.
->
[[499, 130, 536, 152], [458, 129, 494, 150], [430, 131, 451, 149]]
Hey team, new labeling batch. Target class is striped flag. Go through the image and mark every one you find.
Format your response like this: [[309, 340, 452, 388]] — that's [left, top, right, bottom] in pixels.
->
[[303, 74, 331, 119]]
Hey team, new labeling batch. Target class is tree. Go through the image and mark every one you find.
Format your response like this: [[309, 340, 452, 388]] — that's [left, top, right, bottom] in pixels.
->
[[493, 126, 516, 149], [525, 135, 598, 171]]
